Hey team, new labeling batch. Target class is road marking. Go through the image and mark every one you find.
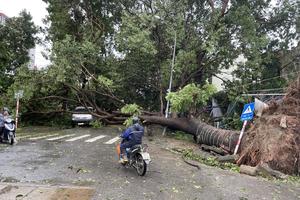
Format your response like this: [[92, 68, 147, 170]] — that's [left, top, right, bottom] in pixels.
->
[[66, 134, 90, 142], [104, 136, 120, 144], [85, 135, 107, 143], [47, 134, 76, 141], [29, 134, 59, 140], [18, 135, 34, 139]]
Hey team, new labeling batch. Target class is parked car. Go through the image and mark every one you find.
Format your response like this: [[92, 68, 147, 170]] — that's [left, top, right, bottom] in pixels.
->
[[72, 106, 94, 127]]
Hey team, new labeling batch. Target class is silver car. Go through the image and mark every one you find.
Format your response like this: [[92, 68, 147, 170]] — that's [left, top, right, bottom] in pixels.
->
[[72, 106, 94, 127]]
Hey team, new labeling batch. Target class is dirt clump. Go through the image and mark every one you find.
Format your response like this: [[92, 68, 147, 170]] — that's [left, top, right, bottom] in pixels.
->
[[237, 77, 300, 175]]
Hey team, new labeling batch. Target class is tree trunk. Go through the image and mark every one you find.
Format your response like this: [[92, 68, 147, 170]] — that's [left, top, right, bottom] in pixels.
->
[[142, 116, 239, 153]]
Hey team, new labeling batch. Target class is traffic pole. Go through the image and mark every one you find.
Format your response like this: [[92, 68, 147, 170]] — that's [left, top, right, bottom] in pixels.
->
[[15, 97, 20, 130], [233, 120, 247, 155]]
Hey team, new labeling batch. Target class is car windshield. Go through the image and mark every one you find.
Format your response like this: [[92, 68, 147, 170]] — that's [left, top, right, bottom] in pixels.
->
[[74, 107, 93, 113]]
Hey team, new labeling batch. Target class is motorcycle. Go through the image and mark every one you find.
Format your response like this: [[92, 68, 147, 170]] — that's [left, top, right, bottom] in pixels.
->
[[1, 117, 16, 145], [117, 138, 151, 176]]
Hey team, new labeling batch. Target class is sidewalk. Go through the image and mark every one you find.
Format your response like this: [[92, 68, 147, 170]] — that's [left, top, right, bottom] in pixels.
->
[[0, 183, 94, 200]]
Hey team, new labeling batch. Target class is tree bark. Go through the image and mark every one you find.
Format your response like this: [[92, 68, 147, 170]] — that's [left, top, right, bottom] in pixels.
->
[[142, 116, 239, 153]]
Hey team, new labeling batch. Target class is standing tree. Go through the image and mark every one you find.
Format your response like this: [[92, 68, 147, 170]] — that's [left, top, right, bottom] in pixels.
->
[[0, 10, 37, 96]]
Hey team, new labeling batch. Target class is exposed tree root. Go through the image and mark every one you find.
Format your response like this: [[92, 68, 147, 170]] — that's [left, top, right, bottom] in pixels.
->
[[238, 76, 300, 175]]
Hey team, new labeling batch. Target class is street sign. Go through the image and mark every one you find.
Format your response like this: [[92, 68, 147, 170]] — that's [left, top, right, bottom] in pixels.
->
[[240, 102, 255, 121], [235, 102, 255, 155], [14, 90, 24, 99]]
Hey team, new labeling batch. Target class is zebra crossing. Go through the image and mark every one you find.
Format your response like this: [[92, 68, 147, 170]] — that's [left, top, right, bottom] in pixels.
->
[[20, 133, 120, 144], [104, 137, 121, 144], [47, 134, 76, 141], [29, 134, 59, 140], [65, 134, 90, 142], [85, 135, 106, 143]]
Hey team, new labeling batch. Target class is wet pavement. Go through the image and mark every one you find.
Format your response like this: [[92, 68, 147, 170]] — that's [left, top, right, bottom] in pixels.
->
[[0, 183, 94, 200], [0, 126, 299, 200]]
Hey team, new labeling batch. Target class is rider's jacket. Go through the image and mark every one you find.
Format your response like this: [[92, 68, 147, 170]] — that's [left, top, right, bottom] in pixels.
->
[[121, 123, 144, 144]]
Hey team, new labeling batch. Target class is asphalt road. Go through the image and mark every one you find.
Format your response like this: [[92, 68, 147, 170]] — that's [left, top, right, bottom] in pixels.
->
[[0, 126, 299, 200]]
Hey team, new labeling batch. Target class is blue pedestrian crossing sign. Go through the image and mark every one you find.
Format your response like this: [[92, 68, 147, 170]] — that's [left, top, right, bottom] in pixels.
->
[[240, 103, 255, 121]]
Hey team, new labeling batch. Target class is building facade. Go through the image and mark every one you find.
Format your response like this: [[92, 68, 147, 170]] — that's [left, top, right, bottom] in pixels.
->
[[0, 12, 8, 24], [211, 55, 246, 91], [28, 48, 36, 70]]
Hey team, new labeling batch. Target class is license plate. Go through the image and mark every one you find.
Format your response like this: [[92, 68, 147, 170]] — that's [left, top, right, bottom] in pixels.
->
[[141, 153, 151, 161], [78, 123, 84, 125]]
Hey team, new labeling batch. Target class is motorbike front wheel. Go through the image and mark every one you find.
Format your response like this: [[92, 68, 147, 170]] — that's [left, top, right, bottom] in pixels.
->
[[10, 137, 14, 145], [135, 154, 147, 176], [8, 133, 14, 145]]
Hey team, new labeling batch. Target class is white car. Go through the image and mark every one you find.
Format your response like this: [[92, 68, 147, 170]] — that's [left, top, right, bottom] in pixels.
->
[[72, 106, 94, 127]]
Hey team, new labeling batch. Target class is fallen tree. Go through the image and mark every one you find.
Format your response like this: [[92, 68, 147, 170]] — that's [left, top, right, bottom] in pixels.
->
[[20, 70, 299, 175], [142, 76, 300, 176], [142, 116, 239, 153], [21, 74, 300, 175]]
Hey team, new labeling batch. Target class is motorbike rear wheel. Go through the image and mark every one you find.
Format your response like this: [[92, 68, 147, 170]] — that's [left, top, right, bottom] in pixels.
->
[[135, 154, 147, 176]]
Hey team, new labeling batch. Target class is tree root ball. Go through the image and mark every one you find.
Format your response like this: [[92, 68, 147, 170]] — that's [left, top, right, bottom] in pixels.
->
[[237, 77, 300, 175]]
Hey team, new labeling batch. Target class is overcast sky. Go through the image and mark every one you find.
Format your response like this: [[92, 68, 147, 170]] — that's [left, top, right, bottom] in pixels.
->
[[0, 0, 50, 67]]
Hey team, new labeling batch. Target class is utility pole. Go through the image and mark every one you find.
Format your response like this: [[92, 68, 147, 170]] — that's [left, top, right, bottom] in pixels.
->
[[162, 32, 176, 136]]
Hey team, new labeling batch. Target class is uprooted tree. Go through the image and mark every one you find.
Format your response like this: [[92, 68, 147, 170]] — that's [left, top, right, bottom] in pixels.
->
[[237, 76, 300, 175], [2, 1, 299, 175], [142, 76, 300, 175]]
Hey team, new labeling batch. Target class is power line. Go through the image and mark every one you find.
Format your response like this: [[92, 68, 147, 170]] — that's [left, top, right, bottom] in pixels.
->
[[233, 70, 300, 97], [242, 70, 300, 88], [242, 93, 286, 96], [248, 87, 286, 92]]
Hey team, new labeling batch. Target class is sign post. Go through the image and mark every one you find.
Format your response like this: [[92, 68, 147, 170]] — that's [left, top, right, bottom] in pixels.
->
[[14, 90, 23, 130], [234, 102, 255, 155]]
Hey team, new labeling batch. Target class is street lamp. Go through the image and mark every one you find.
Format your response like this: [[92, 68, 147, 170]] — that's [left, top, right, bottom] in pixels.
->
[[153, 15, 177, 135], [164, 32, 177, 118], [162, 32, 177, 136]]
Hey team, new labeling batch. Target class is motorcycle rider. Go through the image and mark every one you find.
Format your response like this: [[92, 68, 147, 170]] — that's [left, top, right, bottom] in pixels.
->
[[0, 107, 9, 140], [119, 116, 144, 163], [0, 111, 4, 140]]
